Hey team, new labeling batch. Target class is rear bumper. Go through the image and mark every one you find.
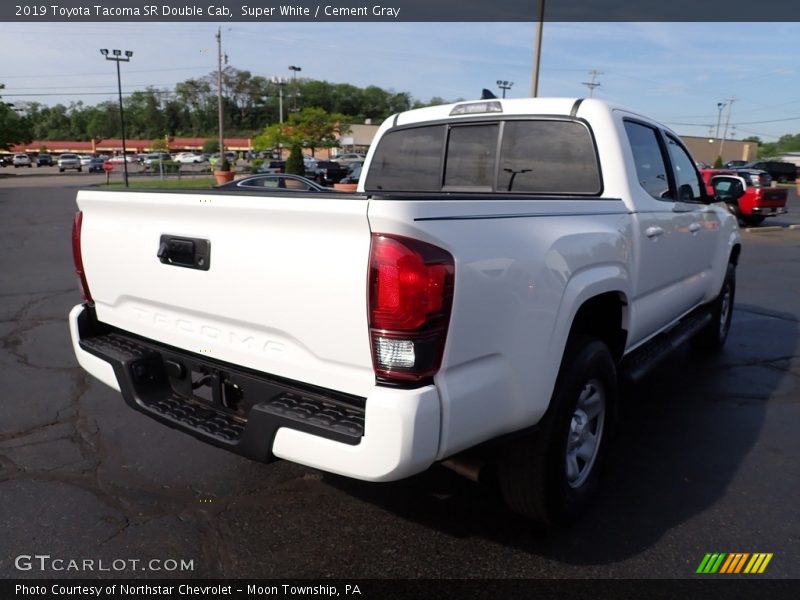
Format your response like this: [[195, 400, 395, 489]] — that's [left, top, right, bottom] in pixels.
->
[[69, 304, 441, 482], [751, 206, 787, 215]]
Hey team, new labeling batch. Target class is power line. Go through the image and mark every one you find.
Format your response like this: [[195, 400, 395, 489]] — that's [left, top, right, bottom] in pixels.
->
[[0, 66, 213, 79]]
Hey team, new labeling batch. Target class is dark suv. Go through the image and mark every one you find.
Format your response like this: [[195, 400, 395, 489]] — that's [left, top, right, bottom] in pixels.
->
[[745, 161, 797, 183], [36, 153, 54, 167]]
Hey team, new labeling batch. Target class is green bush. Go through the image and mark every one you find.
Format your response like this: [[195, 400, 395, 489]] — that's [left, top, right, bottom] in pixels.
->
[[149, 160, 181, 174], [286, 143, 305, 176], [203, 139, 220, 155], [251, 158, 264, 171], [713, 156, 723, 168]]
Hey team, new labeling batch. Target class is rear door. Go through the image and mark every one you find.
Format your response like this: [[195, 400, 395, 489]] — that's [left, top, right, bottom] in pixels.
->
[[77, 189, 375, 397], [623, 119, 718, 345]]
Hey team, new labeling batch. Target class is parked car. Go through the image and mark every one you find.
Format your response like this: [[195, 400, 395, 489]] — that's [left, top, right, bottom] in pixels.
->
[[79, 155, 94, 167], [57, 153, 82, 172], [257, 160, 286, 174], [143, 152, 172, 167], [332, 152, 366, 165], [315, 160, 349, 185], [86, 157, 107, 173], [0, 155, 12, 167], [340, 161, 363, 184], [208, 152, 238, 167], [36, 153, 54, 167], [701, 168, 787, 226], [744, 160, 797, 183], [108, 155, 136, 164], [303, 156, 319, 177], [173, 152, 205, 164], [215, 174, 327, 192], [13, 153, 32, 168], [724, 160, 748, 169]]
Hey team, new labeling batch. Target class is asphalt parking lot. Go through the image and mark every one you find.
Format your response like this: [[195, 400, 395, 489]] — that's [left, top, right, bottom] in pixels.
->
[[0, 174, 798, 580]]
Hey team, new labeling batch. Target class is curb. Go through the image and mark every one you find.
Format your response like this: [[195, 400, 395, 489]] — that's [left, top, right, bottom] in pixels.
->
[[743, 224, 800, 233]]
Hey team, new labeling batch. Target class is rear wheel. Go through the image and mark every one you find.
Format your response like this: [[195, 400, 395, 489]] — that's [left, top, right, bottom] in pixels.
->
[[693, 262, 735, 350], [741, 215, 765, 227], [497, 337, 617, 527]]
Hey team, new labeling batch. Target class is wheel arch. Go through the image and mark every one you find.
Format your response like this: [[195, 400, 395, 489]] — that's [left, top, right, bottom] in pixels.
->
[[549, 266, 630, 368], [567, 292, 628, 364]]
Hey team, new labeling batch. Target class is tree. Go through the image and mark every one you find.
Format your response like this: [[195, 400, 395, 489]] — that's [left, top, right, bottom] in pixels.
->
[[202, 139, 219, 154], [252, 107, 349, 157], [151, 137, 168, 152], [252, 122, 291, 156], [0, 84, 31, 151]]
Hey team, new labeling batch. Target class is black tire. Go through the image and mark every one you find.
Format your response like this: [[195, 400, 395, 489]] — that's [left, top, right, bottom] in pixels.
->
[[741, 215, 765, 227], [78, 167, 82, 172], [693, 262, 735, 350], [497, 336, 617, 527], [59, 168, 64, 172]]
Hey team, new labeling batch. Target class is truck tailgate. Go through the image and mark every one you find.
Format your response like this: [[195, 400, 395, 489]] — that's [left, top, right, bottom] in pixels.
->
[[77, 189, 375, 397]]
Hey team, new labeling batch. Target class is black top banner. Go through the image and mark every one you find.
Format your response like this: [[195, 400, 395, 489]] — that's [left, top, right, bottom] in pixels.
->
[[1, 0, 798, 22]]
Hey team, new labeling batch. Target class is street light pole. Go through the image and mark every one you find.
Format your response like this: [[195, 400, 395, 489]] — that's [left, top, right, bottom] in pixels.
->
[[496, 80, 513, 98], [288, 65, 301, 111], [216, 28, 225, 164], [100, 48, 133, 187]]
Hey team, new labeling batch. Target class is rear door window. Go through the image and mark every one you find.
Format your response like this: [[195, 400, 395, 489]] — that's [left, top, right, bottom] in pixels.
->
[[624, 120, 671, 201], [665, 134, 704, 202]]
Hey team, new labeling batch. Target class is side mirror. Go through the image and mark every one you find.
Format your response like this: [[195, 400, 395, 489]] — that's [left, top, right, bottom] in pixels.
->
[[711, 175, 746, 203]]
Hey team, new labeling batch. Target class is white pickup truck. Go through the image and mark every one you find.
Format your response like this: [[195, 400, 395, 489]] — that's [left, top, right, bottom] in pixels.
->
[[69, 98, 741, 526]]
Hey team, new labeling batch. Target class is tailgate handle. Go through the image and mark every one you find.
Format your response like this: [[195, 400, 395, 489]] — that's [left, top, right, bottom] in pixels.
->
[[158, 235, 211, 271]]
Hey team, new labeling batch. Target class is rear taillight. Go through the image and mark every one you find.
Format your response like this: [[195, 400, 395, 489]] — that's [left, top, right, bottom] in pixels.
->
[[71, 211, 93, 304], [368, 234, 454, 384]]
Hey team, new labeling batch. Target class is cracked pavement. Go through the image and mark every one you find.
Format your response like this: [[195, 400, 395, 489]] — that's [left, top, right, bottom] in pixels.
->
[[0, 178, 798, 579]]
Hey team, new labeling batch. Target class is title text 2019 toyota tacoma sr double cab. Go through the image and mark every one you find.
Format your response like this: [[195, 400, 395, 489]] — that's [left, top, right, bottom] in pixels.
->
[[69, 98, 741, 526]]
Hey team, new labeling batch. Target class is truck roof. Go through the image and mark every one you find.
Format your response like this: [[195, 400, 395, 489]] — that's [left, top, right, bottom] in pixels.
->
[[390, 97, 676, 141], [393, 97, 608, 126]]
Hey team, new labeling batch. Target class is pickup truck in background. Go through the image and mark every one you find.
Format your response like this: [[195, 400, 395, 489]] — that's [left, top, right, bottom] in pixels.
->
[[70, 98, 741, 526], [701, 168, 787, 226]]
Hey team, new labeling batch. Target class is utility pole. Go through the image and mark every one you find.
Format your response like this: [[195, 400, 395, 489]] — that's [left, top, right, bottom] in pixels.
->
[[715, 101, 726, 139], [531, 0, 545, 97], [272, 77, 286, 123], [581, 70, 602, 98], [216, 28, 224, 161], [718, 97, 737, 161]]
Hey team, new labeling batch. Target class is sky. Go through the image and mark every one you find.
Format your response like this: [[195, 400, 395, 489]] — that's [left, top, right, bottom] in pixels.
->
[[1, 21, 800, 142]]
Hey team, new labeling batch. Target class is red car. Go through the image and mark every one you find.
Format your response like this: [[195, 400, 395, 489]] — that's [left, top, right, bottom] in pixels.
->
[[701, 168, 787, 226]]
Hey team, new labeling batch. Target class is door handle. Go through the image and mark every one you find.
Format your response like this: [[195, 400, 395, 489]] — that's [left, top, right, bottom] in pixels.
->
[[158, 235, 211, 270], [645, 226, 664, 238], [689, 222, 702, 233]]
